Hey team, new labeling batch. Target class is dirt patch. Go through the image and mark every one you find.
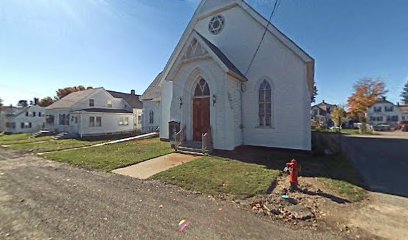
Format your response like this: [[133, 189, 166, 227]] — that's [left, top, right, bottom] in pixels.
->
[[237, 176, 381, 240]]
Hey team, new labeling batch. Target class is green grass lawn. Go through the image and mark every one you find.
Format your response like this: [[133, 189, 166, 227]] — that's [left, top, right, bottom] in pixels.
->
[[0, 134, 53, 145], [153, 156, 280, 198], [7, 139, 104, 153], [153, 147, 367, 201], [44, 138, 173, 172], [318, 177, 367, 202], [314, 129, 377, 136]]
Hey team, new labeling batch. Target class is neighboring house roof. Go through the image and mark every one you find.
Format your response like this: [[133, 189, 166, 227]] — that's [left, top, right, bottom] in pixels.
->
[[311, 101, 337, 117], [45, 88, 103, 110], [107, 90, 143, 109], [73, 108, 132, 114], [399, 105, 408, 113], [196, 32, 246, 81], [375, 97, 395, 105], [141, 72, 163, 101]]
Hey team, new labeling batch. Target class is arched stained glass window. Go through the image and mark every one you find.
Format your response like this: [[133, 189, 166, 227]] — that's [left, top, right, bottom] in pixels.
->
[[149, 111, 154, 124], [194, 79, 210, 97], [259, 80, 272, 127]]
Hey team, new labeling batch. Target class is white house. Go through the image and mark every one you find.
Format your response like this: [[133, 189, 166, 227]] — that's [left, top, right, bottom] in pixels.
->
[[367, 97, 408, 125], [400, 105, 408, 122], [0, 101, 45, 134], [367, 98, 400, 125], [45, 88, 143, 137], [141, 73, 162, 133], [142, 0, 314, 151]]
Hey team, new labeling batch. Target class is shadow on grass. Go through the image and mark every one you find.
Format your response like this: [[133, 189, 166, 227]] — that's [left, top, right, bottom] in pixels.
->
[[214, 146, 365, 187], [300, 188, 350, 204]]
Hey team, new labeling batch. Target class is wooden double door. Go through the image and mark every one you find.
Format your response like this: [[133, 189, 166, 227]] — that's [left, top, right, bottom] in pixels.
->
[[193, 97, 210, 141]]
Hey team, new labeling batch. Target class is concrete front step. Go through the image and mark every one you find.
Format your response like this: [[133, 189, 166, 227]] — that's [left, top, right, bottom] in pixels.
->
[[176, 149, 205, 156]]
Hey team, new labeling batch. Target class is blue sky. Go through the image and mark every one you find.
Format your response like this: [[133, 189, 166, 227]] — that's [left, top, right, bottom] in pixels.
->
[[0, 0, 407, 106]]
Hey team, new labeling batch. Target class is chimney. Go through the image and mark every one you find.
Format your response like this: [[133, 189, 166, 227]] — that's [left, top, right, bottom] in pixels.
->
[[382, 96, 386, 101], [131, 90, 135, 95], [34, 98, 39, 105], [322, 100, 326, 104]]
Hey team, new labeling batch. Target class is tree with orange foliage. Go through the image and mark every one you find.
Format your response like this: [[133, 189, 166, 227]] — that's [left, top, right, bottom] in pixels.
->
[[347, 78, 387, 121]]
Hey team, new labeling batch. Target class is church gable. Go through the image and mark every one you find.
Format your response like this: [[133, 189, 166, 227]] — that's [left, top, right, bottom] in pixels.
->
[[159, 0, 313, 93], [197, 0, 236, 17], [182, 38, 209, 61], [167, 31, 246, 82]]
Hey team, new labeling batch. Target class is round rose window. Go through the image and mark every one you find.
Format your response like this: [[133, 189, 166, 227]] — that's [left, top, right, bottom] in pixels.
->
[[209, 15, 225, 35]]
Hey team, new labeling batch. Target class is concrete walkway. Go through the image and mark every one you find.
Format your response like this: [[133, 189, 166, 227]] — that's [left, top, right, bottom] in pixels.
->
[[112, 153, 198, 179]]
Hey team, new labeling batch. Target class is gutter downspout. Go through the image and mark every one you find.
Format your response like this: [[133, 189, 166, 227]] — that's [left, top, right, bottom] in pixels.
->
[[240, 82, 245, 145]]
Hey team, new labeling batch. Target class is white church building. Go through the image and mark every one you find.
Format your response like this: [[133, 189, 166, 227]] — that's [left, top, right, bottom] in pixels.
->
[[142, 0, 314, 151]]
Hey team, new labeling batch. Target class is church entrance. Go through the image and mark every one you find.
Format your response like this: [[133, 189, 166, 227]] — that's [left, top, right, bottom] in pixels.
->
[[192, 79, 211, 141]]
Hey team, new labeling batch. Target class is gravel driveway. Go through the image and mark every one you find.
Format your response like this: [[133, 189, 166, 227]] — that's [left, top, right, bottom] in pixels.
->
[[0, 149, 346, 240]]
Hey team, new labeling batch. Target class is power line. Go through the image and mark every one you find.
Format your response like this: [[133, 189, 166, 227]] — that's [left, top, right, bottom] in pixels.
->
[[245, 0, 281, 75]]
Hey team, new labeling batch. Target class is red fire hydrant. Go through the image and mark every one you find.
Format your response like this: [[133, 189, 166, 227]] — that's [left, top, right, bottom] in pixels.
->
[[285, 159, 301, 191]]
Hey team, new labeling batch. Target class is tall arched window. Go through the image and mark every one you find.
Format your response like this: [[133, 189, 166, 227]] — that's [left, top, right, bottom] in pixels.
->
[[259, 80, 272, 127], [149, 111, 154, 124]]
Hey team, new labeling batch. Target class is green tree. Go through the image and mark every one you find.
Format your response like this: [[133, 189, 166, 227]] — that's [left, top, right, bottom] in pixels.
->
[[311, 85, 318, 103], [0, 97, 3, 113], [331, 106, 348, 129], [401, 81, 408, 104]]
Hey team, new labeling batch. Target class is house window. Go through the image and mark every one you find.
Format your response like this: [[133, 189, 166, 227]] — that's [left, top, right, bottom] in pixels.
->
[[149, 111, 154, 124], [96, 117, 102, 127], [119, 117, 129, 126], [39, 112, 42, 117], [46, 115, 55, 125], [385, 106, 394, 112], [374, 106, 382, 112], [33, 112, 36, 117], [259, 80, 272, 127], [391, 115, 399, 122], [6, 122, 16, 129], [59, 114, 70, 125], [71, 116, 78, 124], [107, 100, 112, 108], [26, 112, 29, 117], [21, 122, 31, 129], [377, 116, 383, 121], [89, 99, 95, 107], [89, 117, 95, 127]]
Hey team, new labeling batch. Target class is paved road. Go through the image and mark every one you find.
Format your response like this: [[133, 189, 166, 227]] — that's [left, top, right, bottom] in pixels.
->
[[341, 134, 408, 197], [0, 150, 345, 240]]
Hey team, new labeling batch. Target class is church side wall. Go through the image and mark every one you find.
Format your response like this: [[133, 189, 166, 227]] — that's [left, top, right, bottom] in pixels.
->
[[194, 5, 311, 150], [142, 100, 161, 134]]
